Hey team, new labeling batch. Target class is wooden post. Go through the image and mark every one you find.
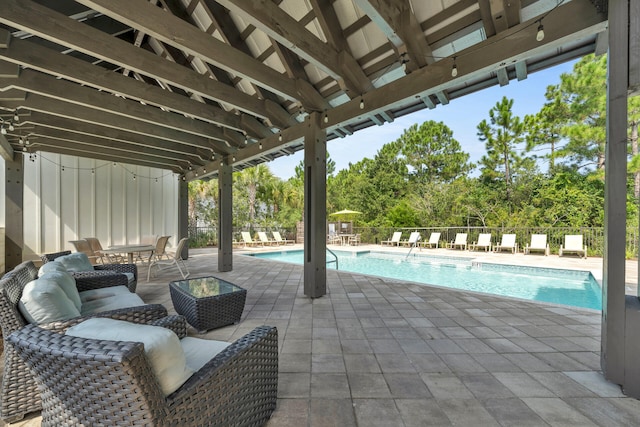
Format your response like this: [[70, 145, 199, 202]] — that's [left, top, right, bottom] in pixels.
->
[[303, 113, 327, 298], [218, 161, 233, 272], [4, 155, 23, 270], [601, 0, 628, 386]]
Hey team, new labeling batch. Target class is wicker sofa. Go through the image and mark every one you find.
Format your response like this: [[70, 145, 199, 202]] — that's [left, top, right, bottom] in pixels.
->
[[41, 250, 138, 292], [9, 318, 278, 426], [0, 260, 168, 422]]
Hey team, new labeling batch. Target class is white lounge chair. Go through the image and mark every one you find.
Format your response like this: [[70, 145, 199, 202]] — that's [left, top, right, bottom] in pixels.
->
[[241, 231, 261, 247], [447, 233, 468, 250], [470, 233, 492, 252], [559, 235, 587, 258], [402, 231, 421, 247], [525, 234, 549, 255], [382, 231, 402, 246], [494, 234, 517, 253], [257, 231, 277, 246], [272, 231, 294, 245], [423, 232, 441, 248]]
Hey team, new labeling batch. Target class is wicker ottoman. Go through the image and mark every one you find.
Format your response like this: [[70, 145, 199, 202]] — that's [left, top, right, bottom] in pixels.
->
[[169, 276, 247, 332]]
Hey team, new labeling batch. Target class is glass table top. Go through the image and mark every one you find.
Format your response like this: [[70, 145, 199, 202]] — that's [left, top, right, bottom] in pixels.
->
[[171, 276, 243, 298]]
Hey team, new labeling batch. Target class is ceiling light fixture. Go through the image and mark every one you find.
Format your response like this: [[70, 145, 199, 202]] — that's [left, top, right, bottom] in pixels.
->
[[278, 133, 282, 142], [13, 110, 19, 122], [451, 57, 458, 77], [359, 97, 364, 109], [536, 20, 545, 42], [259, 142, 263, 150], [0, 126, 5, 135], [324, 113, 329, 123]]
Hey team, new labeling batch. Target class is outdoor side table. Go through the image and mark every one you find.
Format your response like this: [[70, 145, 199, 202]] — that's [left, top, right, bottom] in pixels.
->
[[169, 276, 247, 332]]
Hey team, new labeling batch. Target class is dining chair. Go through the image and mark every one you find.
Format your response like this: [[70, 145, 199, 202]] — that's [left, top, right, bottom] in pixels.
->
[[147, 237, 190, 281], [69, 239, 100, 264]]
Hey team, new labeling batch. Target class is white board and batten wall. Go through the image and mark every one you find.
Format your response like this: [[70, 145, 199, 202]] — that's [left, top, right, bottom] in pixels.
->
[[15, 153, 179, 260]]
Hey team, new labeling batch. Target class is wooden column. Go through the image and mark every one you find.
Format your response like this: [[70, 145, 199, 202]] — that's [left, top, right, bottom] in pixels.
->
[[601, 0, 628, 386], [218, 161, 233, 272], [178, 178, 189, 259], [4, 155, 23, 270], [303, 113, 327, 298]]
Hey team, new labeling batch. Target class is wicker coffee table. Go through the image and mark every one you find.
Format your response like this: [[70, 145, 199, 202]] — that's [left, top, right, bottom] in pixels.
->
[[169, 276, 247, 332]]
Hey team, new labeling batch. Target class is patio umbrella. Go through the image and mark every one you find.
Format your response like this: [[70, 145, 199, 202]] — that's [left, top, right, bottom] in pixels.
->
[[329, 209, 362, 235], [329, 209, 362, 218]]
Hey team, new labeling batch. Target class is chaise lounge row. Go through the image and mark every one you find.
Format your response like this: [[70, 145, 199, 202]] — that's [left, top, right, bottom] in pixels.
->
[[381, 232, 588, 258]]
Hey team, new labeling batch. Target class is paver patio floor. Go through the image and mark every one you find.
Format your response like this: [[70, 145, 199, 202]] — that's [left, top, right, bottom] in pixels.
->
[[5, 245, 640, 426]]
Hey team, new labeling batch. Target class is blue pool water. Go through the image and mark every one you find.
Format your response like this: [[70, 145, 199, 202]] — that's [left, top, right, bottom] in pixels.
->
[[247, 250, 602, 310]]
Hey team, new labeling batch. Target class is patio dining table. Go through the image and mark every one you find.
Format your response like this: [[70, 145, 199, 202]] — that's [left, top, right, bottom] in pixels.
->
[[102, 244, 155, 264]]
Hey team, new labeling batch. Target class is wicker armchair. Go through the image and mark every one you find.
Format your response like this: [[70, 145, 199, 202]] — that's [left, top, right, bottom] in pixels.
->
[[9, 319, 278, 427], [41, 250, 138, 292], [0, 260, 168, 422]]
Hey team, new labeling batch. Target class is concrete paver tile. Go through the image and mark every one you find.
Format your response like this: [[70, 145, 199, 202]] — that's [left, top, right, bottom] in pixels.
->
[[396, 399, 453, 426], [421, 373, 474, 399], [522, 397, 598, 426]]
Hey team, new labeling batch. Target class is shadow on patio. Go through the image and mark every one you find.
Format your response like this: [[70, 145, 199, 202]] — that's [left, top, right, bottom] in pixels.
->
[[6, 247, 640, 426]]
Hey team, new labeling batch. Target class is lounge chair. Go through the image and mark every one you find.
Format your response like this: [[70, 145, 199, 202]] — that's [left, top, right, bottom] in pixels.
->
[[494, 234, 517, 253], [402, 231, 421, 247], [241, 231, 261, 247], [272, 231, 294, 245], [257, 231, 277, 246], [470, 233, 492, 252], [422, 232, 441, 248], [447, 233, 468, 250], [382, 231, 402, 246], [8, 318, 278, 426], [559, 234, 587, 258], [0, 260, 166, 423], [525, 234, 549, 255]]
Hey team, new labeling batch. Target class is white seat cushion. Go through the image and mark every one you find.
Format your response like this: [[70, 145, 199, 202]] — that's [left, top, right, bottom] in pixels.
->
[[38, 261, 68, 277], [180, 337, 230, 372], [39, 271, 82, 311], [56, 253, 94, 272], [79, 285, 131, 303], [80, 292, 145, 315], [66, 318, 194, 396], [18, 279, 81, 324]]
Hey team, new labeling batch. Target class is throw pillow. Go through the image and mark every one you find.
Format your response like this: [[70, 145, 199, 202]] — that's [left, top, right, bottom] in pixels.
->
[[18, 279, 81, 324], [56, 253, 94, 272], [66, 318, 194, 396]]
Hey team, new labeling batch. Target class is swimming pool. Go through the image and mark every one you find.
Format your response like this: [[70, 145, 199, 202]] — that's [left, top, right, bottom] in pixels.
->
[[247, 250, 602, 310]]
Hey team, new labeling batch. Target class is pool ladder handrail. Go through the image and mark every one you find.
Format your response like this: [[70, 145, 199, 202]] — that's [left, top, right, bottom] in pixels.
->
[[326, 247, 339, 270], [405, 238, 420, 260]]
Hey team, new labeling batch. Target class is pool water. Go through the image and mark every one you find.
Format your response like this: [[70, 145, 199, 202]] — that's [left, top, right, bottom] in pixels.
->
[[248, 250, 602, 310]]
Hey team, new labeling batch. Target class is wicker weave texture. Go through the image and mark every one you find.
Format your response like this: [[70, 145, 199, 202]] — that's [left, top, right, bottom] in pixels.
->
[[0, 261, 167, 422], [9, 324, 278, 427], [169, 281, 247, 332], [41, 251, 139, 292]]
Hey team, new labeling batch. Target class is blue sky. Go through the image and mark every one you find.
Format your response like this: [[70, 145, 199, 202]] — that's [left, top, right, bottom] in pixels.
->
[[268, 59, 578, 180]]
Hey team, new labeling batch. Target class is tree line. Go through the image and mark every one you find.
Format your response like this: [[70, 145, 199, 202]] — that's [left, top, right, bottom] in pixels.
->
[[189, 54, 640, 240]]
